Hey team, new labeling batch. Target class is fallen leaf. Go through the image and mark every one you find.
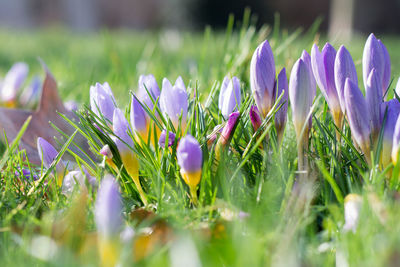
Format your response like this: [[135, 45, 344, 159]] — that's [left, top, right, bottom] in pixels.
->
[[0, 61, 93, 165]]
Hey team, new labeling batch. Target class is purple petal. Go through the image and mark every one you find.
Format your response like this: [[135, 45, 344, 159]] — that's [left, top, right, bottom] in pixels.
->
[[90, 83, 116, 121], [138, 74, 160, 109], [250, 105, 262, 132], [335, 46, 358, 113], [219, 111, 240, 146], [158, 129, 176, 147], [160, 78, 188, 129], [382, 100, 400, 166], [130, 95, 148, 134], [365, 69, 383, 143], [1, 62, 29, 102], [113, 108, 133, 153], [218, 76, 230, 111], [344, 78, 371, 153], [177, 135, 202, 173], [301, 50, 316, 102], [250, 40, 276, 117], [220, 76, 241, 119], [275, 68, 288, 133], [379, 40, 391, 92], [37, 137, 59, 169], [95, 176, 123, 238]]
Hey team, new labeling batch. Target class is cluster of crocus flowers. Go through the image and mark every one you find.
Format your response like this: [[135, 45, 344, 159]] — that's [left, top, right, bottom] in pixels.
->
[[177, 135, 203, 205], [250, 40, 288, 143], [218, 76, 241, 119], [95, 176, 123, 267], [0, 62, 42, 108], [37, 137, 66, 186]]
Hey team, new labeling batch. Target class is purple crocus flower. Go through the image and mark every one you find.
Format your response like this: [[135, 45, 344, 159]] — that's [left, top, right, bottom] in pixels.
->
[[311, 43, 343, 127], [392, 113, 400, 165], [158, 129, 176, 148], [365, 68, 383, 145], [95, 175, 123, 239], [395, 77, 400, 98], [61, 168, 96, 196], [381, 100, 400, 167], [334, 45, 358, 113], [138, 74, 160, 110], [250, 40, 276, 117], [160, 77, 188, 131], [300, 50, 316, 101], [90, 82, 116, 122], [218, 76, 241, 119], [130, 95, 149, 142], [218, 111, 240, 147], [37, 137, 65, 185], [177, 135, 203, 195], [15, 168, 38, 181], [275, 68, 288, 143], [363, 33, 391, 94], [344, 78, 371, 159], [250, 105, 262, 132], [1, 62, 29, 105], [289, 58, 314, 143]]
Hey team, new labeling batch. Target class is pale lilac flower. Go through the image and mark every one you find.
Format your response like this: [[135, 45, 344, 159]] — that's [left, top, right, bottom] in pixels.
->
[[343, 194, 362, 233], [159, 129, 176, 147], [1, 62, 29, 104], [218, 76, 241, 119], [249, 105, 262, 132], [90, 82, 116, 122], [381, 100, 400, 167], [365, 69, 383, 144], [138, 74, 160, 110], [300, 50, 316, 101], [275, 68, 288, 142], [130, 95, 149, 141]]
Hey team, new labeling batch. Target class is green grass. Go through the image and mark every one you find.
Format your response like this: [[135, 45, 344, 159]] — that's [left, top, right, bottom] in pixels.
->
[[2, 13, 400, 266]]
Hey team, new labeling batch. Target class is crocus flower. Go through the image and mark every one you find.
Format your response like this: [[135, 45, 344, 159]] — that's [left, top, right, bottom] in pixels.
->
[[138, 74, 161, 110], [311, 43, 343, 128], [64, 100, 78, 112], [365, 69, 383, 145], [392, 112, 400, 165], [250, 40, 276, 117], [62, 168, 97, 196], [95, 175, 123, 266], [215, 112, 240, 159], [113, 108, 147, 205], [300, 50, 316, 101], [37, 137, 65, 186], [177, 135, 202, 204], [334, 45, 358, 113], [218, 76, 241, 119], [19, 75, 41, 107], [381, 100, 400, 168], [344, 79, 371, 162], [363, 33, 391, 94], [130, 95, 149, 142], [160, 77, 188, 131], [395, 77, 400, 98], [158, 129, 176, 148], [289, 59, 314, 144], [15, 168, 38, 181], [275, 68, 288, 143], [90, 82, 116, 122], [100, 144, 117, 172], [1, 62, 29, 106], [343, 194, 362, 233], [249, 105, 262, 132]]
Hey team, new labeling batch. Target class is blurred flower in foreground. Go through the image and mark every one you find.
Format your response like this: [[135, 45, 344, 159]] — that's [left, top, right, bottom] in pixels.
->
[[344, 79, 371, 163], [90, 82, 116, 122], [113, 108, 147, 205], [334, 45, 358, 113], [177, 135, 202, 204], [95, 175, 123, 267], [159, 129, 176, 148], [218, 76, 241, 119], [363, 33, 391, 94], [250, 40, 276, 117], [381, 100, 400, 168], [0, 62, 28, 107], [343, 194, 362, 233], [311, 43, 343, 128], [160, 77, 188, 131], [37, 137, 65, 186], [169, 236, 201, 267], [138, 74, 160, 110]]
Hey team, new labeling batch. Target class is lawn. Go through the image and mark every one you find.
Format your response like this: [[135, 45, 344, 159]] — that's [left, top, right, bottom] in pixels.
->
[[1, 14, 400, 266]]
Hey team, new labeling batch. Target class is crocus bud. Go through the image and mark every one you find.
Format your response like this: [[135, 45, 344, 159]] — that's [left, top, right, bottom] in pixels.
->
[[275, 68, 288, 143], [365, 69, 383, 146], [381, 100, 400, 168], [311, 43, 343, 127], [300, 50, 316, 101], [343, 194, 362, 233], [37, 137, 65, 185], [113, 108, 147, 205], [289, 59, 314, 143], [344, 79, 371, 160], [1, 62, 28, 106], [177, 135, 202, 204], [138, 74, 160, 109], [249, 105, 262, 132], [130, 95, 149, 142], [160, 77, 188, 131], [218, 76, 241, 119], [335, 45, 358, 113], [158, 129, 176, 148], [392, 112, 400, 165], [379, 39, 391, 92], [250, 40, 276, 117], [19, 76, 41, 107], [90, 82, 116, 122], [95, 176, 123, 266], [215, 112, 240, 160]]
